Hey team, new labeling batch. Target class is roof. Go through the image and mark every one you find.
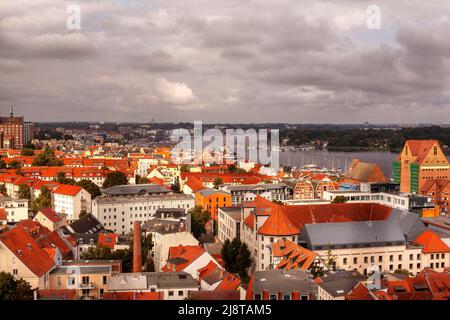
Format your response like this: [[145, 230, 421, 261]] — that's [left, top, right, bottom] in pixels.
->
[[197, 188, 230, 197], [37, 208, 63, 223], [258, 206, 298, 236], [102, 184, 169, 196], [103, 292, 163, 300], [53, 184, 82, 196], [98, 233, 119, 249], [162, 245, 207, 272], [0, 226, 55, 277], [189, 290, 240, 300], [405, 140, 442, 164], [318, 278, 362, 297], [39, 289, 77, 300], [272, 239, 317, 270], [248, 269, 316, 296], [301, 221, 406, 249], [413, 230, 450, 253], [68, 214, 104, 234]]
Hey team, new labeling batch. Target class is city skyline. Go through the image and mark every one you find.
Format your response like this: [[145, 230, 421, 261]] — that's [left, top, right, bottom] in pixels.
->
[[1, 0, 450, 123]]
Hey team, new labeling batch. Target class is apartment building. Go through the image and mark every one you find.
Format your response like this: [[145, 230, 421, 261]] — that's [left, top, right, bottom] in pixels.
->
[[195, 188, 232, 220], [91, 193, 195, 234], [52, 185, 92, 221], [393, 140, 450, 193], [217, 207, 241, 243], [221, 183, 292, 205], [0, 196, 29, 223]]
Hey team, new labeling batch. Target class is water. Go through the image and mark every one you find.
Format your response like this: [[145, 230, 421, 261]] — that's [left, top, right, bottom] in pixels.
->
[[280, 150, 398, 177]]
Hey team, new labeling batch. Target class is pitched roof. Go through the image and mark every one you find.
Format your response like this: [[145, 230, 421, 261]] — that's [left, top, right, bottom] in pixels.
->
[[405, 140, 443, 164], [413, 230, 450, 253], [53, 184, 82, 196], [37, 208, 62, 223], [162, 245, 206, 272], [0, 226, 55, 277], [258, 206, 298, 236]]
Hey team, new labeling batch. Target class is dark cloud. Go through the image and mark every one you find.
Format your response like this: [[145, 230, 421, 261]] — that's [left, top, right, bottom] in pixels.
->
[[0, 0, 449, 123]]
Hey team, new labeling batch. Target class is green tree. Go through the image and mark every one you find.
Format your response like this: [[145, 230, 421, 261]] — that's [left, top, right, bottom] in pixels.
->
[[55, 172, 76, 185], [32, 186, 52, 213], [325, 247, 337, 271], [236, 243, 252, 281], [103, 171, 129, 189], [0, 272, 34, 300], [17, 183, 31, 200], [0, 159, 6, 169], [213, 177, 223, 189], [81, 244, 134, 272], [180, 164, 190, 173], [331, 196, 346, 204], [76, 180, 101, 199], [9, 160, 22, 170], [32, 146, 63, 166], [20, 148, 35, 156], [189, 206, 211, 238]]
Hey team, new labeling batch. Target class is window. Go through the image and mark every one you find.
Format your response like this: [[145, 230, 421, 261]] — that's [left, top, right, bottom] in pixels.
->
[[417, 263, 421, 269], [389, 255, 393, 262], [178, 291, 184, 296], [168, 291, 174, 297], [283, 294, 291, 300], [398, 255, 402, 261], [389, 265, 393, 271], [409, 254, 413, 260], [254, 294, 262, 300], [378, 256, 382, 263], [353, 257, 358, 264], [13, 269, 18, 275], [269, 294, 277, 300], [370, 256, 375, 263], [398, 264, 402, 270], [343, 258, 347, 265], [103, 276, 107, 285], [364, 257, 368, 263], [431, 254, 434, 260]]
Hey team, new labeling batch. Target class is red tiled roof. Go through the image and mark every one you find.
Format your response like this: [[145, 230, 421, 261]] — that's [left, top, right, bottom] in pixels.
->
[[243, 214, 254, 230], [102, 292, 163, 300], [406, 140, 443, 164], [162, 245, 206, 272], [98, 233, 119, 249], [413, 230, 450, 253], [39, 289, 77, 300], [0, 208, 6, 221], [216, 273, 240, 291], [37, 230, 74, 258], [258, 206, 298, 236], [53, 184, 82, 196], [38, 208, 62, 223], [0, 226, 55, 277]]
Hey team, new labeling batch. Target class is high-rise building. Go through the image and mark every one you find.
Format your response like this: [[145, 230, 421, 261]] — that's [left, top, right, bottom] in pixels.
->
[[0, 105, 24, 149], [392, 140, 450, 193], [24, 122, 35, 145]]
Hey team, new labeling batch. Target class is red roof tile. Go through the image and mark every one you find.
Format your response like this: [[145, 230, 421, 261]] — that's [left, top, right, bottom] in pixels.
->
[[38, 208, 62, 223], [0, 226, 55, 277], [53, 184, 82, 196], [413, 230, 450, 253]]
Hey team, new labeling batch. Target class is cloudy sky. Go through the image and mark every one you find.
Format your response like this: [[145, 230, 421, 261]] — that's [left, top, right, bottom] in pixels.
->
[[1, 0, 450, 123]]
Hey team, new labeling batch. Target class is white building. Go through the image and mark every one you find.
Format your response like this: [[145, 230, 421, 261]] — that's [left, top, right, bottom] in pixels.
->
[[217, 207, 241, 243], [91, 193, 195, 234], [0, 196, 29, 223], [52, 185, 92, 221]]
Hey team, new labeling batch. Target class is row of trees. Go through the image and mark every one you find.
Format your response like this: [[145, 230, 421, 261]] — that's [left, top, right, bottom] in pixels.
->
[[0, 272, 34, 300]]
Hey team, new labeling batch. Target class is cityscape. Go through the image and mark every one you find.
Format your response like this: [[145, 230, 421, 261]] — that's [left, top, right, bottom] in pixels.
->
[[0, 0, 449, 310]]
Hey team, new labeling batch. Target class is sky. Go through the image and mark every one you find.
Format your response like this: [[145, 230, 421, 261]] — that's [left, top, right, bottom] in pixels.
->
[[1, 0, 450, 123]]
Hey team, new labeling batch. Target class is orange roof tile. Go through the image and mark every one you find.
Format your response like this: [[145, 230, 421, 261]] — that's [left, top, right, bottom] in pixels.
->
[[413, 230, 450, 253], [53, 184, 82, 196], [258, 206, 298, 236], [0, 226, 55, 277], [37, 208, 62, 223]]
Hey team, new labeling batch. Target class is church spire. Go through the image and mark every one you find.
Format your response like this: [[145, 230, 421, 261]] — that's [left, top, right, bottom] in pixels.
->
[[9, 104, 13, 117]]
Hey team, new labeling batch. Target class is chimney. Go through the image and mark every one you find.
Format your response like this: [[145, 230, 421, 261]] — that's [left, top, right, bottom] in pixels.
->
[[133, 221, 142, 273]]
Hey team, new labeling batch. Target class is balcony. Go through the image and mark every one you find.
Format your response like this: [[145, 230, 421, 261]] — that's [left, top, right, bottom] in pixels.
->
[[78, 282, 95, 289]]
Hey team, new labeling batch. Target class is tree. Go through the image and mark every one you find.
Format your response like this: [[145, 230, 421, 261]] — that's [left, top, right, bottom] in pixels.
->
[[20, 148, 35, 156], [180, 164, 190, 173], [0, 272, 34, 300], [32, 186, 51, 213], [213, 177, 223, 189], [55, 172, 76, 185], [9, 160, 22, 170], [17, 184, 31, 200], [32, 149, 63, 166], [325, 247, 337, 271], [189, 206, 211, 238], [103, 171, 128, 189], [331, 196, 346, 204], [0, 184, 6, 195], [0, 159, 6, 169], [236, 243, 252, 281], [76, 180, 101, 199], [81, 243, 134, 272], [135, 175, 149, 184]]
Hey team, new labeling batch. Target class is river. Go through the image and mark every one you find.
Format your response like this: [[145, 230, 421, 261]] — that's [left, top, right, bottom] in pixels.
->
[[279, 150, 399, 177]]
